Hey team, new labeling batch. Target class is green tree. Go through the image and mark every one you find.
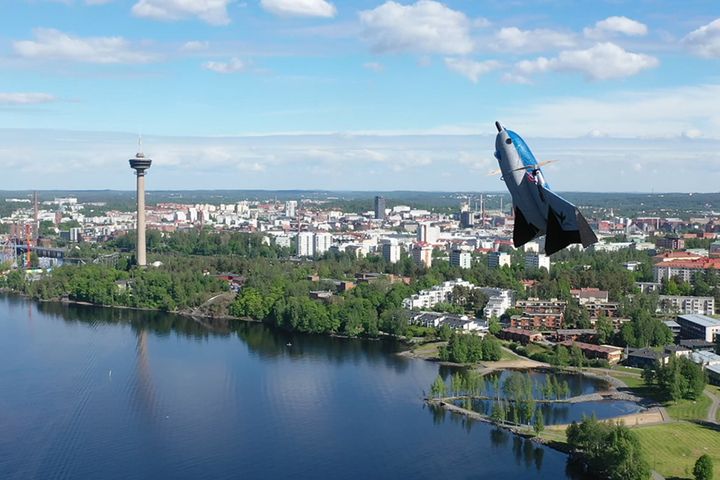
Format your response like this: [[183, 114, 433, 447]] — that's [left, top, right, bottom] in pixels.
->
[[693, 454, 714, 480], [553, 345, 570, 367], [488, 316, 502, 336], [596, 316, 615, 344], [533, 407, 544, 436], [451, 372, 464, 396], [430, 375, 446, 399], [570, 344, 585, 368], [490, 401, 506, 425], [641, 365, 656, 386]]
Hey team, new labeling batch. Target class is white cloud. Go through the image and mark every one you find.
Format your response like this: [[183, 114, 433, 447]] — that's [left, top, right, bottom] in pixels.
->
[[501, 83, 720, 138], [359, 0, 473, 55], [472, 17, 491, 28], [0, 93, 56, 105], [181, 40, 209, 52], [363, 61, 383, 72], [683, 18, 720, 58], [515, 42, 658, 81], [501, 72, 532, 85], [13, 28, 153, 64], [131, 0, 231, 25], [260, 0, 336, 18], [203, 57, 247, 73], [2, 126, 719, 191], [583, 16, 648, 39], [682, 129, 703, 139], [444, 58, 500, 83], [493, 27, 575, 52]]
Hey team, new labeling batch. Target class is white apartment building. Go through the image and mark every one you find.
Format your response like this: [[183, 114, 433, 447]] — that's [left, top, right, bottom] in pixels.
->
[[285, 201, 297, 218], [658, 296, 715, 316], [382, 241, 402, 264], [488, 252, 511, 269], [480, 288, 514, 319], [297, 231, 314, 257], [412, 244, 433, 268], [525, 253, 550, 272], [417, 223, 440, 244], [450, 248, 472, 269], [314, 232, 332, 256], [402, 279, 476, 310]]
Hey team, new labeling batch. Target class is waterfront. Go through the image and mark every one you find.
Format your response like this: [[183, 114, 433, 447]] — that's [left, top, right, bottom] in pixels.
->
[[0, 295, 596, 480]]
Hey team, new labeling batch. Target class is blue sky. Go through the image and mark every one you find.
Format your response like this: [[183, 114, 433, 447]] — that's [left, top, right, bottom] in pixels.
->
[[1, 0, 719, 191]]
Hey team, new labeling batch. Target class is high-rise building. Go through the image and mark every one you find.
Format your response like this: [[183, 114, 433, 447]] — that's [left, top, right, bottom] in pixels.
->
[[382, 240, 401, 264], [417, 223, 440, 244], [296, 231, 314, 257], [412, 244, 433, 268], [129, 141, 151, 267], [525, 253, 550, 272], [314, 232, 332, 256], [374, 195, 386, 220], [488, 252, 511, 269], [285, 200, 297, 218], [450, 248, 472, 269], [460, 211, 474, 228]]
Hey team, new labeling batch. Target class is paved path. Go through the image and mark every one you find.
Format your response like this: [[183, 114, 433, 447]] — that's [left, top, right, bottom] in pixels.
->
[[704, 388, 719, 424]]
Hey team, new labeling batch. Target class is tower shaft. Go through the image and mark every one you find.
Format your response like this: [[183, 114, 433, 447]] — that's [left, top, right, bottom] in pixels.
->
[[129, 143, 152, 268], [136, 171, 147, 267]]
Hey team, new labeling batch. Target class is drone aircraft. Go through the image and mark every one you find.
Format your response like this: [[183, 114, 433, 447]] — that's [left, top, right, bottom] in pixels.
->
[[492, 121, 598, 255]]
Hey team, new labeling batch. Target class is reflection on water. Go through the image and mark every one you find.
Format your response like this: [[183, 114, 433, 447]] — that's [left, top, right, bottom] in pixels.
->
[[1, 295, 592, 480], [441, 367, 611, 399], [453, 398, 641, 425]]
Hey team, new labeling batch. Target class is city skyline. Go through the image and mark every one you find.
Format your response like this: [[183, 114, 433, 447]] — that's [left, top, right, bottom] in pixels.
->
[[2, 0, 719, 191]]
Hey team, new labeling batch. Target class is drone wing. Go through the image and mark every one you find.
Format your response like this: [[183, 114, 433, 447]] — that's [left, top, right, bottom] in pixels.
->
[[542, 189, 598, 255]]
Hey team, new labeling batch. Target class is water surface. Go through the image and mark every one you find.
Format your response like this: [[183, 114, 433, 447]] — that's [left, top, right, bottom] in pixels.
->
[[0, 295, 590, 479]]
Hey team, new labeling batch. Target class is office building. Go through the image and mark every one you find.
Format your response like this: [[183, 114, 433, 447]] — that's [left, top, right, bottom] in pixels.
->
[[374, 196, 386, 220], [676, 314, 720, 342], [450, 248, 471, 269]]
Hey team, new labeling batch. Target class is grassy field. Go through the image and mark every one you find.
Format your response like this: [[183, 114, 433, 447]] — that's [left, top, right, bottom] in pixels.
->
[[499, 347, 523, 361], [666, 394, 712, 421], [605, 370, 645, 388], [408, 341, 441, 359], [606, 371, 718, 422], [635, 422, 720, 480]]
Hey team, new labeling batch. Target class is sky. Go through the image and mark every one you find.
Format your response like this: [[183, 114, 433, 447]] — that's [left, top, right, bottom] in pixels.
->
[[1, 0, 719, 192]]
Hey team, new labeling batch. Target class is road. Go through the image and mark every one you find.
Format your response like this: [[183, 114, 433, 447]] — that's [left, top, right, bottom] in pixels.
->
[[704, 388, 719, 424]]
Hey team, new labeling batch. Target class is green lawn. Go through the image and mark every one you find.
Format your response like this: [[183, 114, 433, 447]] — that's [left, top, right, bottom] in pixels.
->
[[665, 394, 712, 422], [605, 371, 719, 422], [606, 371, 645, 389], [634, 422, 720, 480], [499, 347, 522, 361]]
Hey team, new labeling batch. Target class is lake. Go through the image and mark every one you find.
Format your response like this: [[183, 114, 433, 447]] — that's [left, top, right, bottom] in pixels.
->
[[0, 295, 594, 479]]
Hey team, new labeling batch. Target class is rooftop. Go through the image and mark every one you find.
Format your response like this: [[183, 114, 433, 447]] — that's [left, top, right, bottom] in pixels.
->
[[677, 314, 720, 328]]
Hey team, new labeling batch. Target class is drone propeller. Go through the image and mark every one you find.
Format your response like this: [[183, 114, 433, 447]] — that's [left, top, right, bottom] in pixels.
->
[[487, 159, 557, 176]]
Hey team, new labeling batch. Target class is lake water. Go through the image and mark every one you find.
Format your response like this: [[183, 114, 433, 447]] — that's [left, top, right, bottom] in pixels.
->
[[0, 295, 596, 480], [448, 369, 642, 425]]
